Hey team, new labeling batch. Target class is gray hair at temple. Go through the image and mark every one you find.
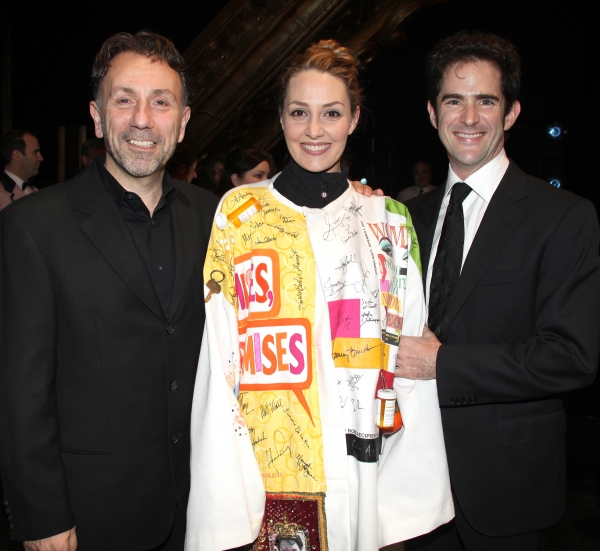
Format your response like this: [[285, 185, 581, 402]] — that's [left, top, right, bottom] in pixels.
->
[[91, 30, 190, 109]]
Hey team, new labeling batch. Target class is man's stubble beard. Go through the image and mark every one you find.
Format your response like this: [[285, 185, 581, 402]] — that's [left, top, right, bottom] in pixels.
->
[[100, 117, 177, 178]]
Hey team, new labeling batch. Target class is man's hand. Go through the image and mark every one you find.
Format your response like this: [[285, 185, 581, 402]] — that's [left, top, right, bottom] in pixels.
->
[[24, 527, 77, 551], [350, 180, 384, 197], [395, 326, 441, 380]]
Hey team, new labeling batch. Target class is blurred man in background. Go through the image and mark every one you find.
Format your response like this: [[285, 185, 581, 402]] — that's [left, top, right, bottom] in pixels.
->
[[0, 129, 42, 210]]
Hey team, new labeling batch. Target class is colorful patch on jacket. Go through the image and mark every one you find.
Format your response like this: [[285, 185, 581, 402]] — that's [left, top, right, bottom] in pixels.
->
[[252, 493, 327, 551], [205, 186, 326, 494]]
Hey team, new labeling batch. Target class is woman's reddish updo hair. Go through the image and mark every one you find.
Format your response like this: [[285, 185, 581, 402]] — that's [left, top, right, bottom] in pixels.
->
[[277, 39, 362, 115]]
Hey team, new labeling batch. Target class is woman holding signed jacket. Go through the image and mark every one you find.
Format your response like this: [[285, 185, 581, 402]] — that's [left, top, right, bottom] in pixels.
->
[[185, 40, 452, 551]]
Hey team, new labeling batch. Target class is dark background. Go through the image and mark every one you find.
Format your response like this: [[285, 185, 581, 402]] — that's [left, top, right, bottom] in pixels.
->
[[3, 0, 597, 211], [348, 0, 596, 206]]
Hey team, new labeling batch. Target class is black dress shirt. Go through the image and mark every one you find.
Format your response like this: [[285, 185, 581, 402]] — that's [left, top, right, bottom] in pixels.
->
[[100, 162, 176, 317]]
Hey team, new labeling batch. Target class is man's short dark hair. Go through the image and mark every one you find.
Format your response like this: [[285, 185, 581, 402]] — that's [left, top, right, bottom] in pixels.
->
[[91, 30, 190, 108], [81, 137, 105, 157], [412, 161, 432, 173], [1, 129, 36, 165], [425, 31, 521, 117]]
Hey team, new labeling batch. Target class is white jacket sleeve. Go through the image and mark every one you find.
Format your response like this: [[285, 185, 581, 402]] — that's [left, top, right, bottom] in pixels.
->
[[185, 263, 265, 550], [377, 226, 454, 545]]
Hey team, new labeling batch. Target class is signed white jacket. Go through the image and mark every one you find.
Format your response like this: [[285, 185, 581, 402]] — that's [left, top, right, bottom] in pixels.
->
[[185, 178, 453, 551]]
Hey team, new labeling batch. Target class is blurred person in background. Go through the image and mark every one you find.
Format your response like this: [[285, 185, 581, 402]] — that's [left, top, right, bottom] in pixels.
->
[[194, 156, 225, 195], [207, 157, 224, 186], [396, 161, 436, 203], [166, 142, 198, 183], [81, 137, 106, 170], [0, 129, 43, 211], [217, 147, 275, 195]]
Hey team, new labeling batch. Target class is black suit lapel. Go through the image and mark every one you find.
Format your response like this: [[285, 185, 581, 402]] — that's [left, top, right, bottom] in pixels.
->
[[406, 185, 445, 285], [72, 168, 166, 321], [445, 163, 529, 329], [168, 188, 200, 321]]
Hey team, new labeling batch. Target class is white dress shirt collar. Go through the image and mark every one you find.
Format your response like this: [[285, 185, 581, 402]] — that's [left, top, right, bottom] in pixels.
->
[[443, 149, 510, 205], [4, 169, 26, 190]]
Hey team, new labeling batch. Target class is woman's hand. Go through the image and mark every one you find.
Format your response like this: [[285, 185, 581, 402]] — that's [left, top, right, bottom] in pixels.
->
[[350, 181, 384, 196]]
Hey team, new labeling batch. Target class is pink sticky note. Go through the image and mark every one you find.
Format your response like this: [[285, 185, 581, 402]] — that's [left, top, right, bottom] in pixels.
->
[[328, 299, 360, 340]]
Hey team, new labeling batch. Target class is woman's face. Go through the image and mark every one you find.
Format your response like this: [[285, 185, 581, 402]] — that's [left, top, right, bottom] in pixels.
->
[[277, 539, 301, 551], [173, 161, 197, 183], [231, 160, 271, 187], [213, 161, 224, 184], [281, 69, 359, 173], [184, 161, 197, 183]]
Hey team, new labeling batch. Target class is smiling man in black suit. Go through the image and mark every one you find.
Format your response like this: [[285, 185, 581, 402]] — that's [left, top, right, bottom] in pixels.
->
[[397, 31, 600, 550], [0, 31, 218, 551]]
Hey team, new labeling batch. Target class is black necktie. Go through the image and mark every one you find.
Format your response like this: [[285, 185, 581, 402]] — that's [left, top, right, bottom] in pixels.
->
[[428, 182, 472, 341], [22, 182, 30, 191]]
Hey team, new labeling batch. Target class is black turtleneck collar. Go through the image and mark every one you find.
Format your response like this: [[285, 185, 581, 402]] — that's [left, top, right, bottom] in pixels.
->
[[273, 159, 349, 208]]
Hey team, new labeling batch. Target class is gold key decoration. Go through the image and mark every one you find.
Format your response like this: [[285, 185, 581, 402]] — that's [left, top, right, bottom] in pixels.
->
[[204, 270, 225, 303]]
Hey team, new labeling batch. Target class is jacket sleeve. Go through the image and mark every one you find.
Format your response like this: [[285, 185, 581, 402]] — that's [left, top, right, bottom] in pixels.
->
[[185, 199, 265, 551], [0, 207, 75, 540], [378, 203, 454, 544], [436, 197, 600, 405]]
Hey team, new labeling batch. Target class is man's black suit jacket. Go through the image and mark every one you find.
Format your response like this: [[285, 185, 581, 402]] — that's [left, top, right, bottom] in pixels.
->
[[405, 162, 600, 536], [0, 162, 218, 549]]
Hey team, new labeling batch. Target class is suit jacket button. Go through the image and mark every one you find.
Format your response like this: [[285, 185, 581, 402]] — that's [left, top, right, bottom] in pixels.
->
[[170, 380, 178, 391], [167, 325, 176, 335], [9, 523, 14, 530], [171, 434, 179, 444]]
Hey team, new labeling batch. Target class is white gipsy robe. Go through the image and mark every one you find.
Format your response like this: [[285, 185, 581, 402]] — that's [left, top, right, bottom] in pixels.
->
[[186, 178, 453, 551]]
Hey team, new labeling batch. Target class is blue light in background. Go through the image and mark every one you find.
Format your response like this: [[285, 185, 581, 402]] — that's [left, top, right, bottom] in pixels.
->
[[549, 179, 561, 188], [548, 126, 562, 138]]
